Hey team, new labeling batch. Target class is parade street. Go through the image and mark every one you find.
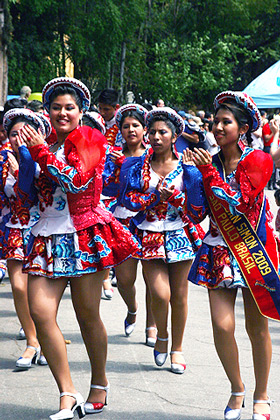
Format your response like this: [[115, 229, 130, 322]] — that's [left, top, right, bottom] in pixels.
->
[[1, 190, 280, 420]]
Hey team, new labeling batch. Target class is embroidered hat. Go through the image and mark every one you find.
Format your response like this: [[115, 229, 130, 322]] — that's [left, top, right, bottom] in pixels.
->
[[36, 113, 52, 138], [42, 77, 91, 112], [214, 91, 261, 132], [145, 107, 185, 136], [83, 111, 106, 135], [3, 108, 46, 136], [115, 104, 148, 129]]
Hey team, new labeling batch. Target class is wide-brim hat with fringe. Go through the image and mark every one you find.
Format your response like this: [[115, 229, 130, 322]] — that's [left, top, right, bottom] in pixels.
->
[[115, 104, 148, 129], [3, 108, 46, 136], [42, 77, 91, 113], [214, 91, 261, 132], [83, 111, 106, 135], [145, 107, 185, 136]]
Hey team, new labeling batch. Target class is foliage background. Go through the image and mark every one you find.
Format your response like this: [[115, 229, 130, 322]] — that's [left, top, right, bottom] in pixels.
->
[[6, 0, 280, 110]]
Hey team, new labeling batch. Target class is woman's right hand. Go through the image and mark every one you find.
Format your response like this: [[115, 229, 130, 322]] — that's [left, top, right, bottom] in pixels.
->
[[193, 148, 212, 166]]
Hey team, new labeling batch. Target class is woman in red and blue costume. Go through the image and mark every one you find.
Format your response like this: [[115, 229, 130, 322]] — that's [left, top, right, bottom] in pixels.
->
[[118, 107, 204, 374], [102, 103, 157, 345], [16, 77, 139, 420], [182, 91, 280, 420], [0, 109, 49, 368]]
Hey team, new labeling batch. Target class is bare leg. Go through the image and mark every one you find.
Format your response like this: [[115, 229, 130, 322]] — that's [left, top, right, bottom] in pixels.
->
[[142, 269, 156, 337], [208, 288, 244, 410], [242, 289, 271, 416], [115, 258, 138, 325], [70, 271, 108, 405], [169, 260, 191, 364], [28, 275, 74, 410], [141, 259, 169, 353], [7, 260, 39, 358]]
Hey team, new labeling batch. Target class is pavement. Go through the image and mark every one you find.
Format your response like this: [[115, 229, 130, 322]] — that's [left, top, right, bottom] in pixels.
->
[[1, 189, 280, 420]]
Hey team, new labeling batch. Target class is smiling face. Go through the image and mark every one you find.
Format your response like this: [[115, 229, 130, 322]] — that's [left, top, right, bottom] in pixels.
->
[[9, 122, 25, 152], [121, 116, 144, 147], [212, 108, 248, 148], [49, 94, 82, 141], [148, 120, 176, 155]]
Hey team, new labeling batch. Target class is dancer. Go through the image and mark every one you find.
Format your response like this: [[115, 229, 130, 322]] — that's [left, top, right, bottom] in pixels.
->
[[119, 107, 203, 373], [2, 108, 49, 368], [17, 77, 138, 419], [184, 91, 280, 420], [103, 104, 156, 345]]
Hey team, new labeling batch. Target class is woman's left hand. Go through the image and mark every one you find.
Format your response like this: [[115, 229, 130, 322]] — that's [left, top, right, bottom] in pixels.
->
[[157, 179, 175, 201], [20, 125, 44, 148], [193, 148, 212, 165]]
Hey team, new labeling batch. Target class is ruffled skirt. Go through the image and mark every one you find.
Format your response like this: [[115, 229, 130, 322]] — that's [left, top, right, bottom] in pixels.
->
[[4, 227, 31, 261], [132, 223, 203, 263], [188, 243, 247, 289], [24, 219, 139, 278]]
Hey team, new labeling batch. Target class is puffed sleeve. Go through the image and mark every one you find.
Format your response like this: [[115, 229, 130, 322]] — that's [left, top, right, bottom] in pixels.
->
[[28, 126, 106, 194], [198, 149, 273, 215], [102, 148, 125, 198]]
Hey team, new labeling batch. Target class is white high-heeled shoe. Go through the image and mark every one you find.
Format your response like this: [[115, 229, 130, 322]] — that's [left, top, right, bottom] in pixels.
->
[[49, 392, 85, 420], [102, 279, 114, 300], [145, 327, 157, 347], [224, 384, 246, 420], [84, 384, 110, 414], [154, 337, 168, 367], [17, 327, 26, 340], [16, 345, 40, 369], [170, 351, 186, 374], [38, 354, 48, 366], [124, 308, 137, 336], [252, 398, 271, 420]]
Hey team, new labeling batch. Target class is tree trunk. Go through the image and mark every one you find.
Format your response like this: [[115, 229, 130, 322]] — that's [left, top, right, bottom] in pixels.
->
[[119, 41, 126, 103], [0, 3, 8, 106]]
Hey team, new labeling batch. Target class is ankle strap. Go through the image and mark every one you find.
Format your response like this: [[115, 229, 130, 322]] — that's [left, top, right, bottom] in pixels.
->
[[145, 327, 157, 332], [60, 392, 78, 399], [127, 309, 137, 315], [253, 398, 271, 405], [231, 383, 245, 397], [27, 345, 40, 352], [170, 351, 183, 355], [90, 384, 110, 391], [157, 337, 168, 342]]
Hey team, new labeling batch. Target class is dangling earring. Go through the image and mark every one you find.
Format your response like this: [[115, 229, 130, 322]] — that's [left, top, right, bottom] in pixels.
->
[[238, 133, 244, 145]]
